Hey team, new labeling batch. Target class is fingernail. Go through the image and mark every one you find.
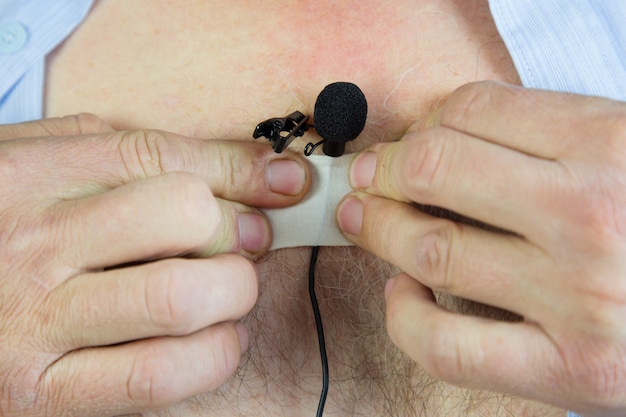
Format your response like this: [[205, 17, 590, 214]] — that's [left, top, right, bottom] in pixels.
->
[[350, 152, 377, 189], [384, 277, 397, 301], [238, 213, 270, 254], [337, 197, 363, 236], [266, 159, 306, 196], [235, 322, 249, 354]]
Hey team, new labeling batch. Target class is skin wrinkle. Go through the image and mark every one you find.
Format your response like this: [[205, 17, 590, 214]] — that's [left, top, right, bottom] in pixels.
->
[[42, 1, 563, 415]]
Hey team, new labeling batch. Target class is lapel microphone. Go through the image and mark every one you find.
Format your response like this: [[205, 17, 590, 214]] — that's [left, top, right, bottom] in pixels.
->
[[253, 81, 367, 417], [253, 81, 368, 157]]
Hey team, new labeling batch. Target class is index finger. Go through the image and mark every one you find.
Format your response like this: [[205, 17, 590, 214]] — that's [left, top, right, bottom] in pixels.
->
[[0, 113, 113, 140], [346, 125, 558, 239], [433, 81, 626, 159], [3, 129, 311, 208]]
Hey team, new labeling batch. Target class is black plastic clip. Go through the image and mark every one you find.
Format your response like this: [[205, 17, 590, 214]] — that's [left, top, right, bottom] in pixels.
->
[[253, 111, 310, 153]]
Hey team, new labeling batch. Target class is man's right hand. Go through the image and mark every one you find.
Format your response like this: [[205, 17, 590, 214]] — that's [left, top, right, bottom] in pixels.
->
[[0, 114, 311, 416]]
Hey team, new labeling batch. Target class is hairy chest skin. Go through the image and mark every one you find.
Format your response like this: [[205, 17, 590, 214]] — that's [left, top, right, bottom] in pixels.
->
[[45, 0, 562, 416]]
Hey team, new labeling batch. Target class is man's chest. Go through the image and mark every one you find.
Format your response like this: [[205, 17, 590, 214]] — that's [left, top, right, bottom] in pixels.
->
[[41, 1, 555, 416], [45, 0, 518, 150]]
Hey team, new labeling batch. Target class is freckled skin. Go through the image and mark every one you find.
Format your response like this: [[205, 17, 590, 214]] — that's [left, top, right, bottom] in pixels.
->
[[41, 1, 560, 417]]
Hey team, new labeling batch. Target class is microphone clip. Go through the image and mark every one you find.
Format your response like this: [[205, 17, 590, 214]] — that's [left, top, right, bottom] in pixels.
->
[[253, 111, 310, 153]]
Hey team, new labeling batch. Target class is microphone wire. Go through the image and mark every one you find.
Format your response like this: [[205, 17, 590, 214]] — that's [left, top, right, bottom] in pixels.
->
[[308, 245, 329, 417]]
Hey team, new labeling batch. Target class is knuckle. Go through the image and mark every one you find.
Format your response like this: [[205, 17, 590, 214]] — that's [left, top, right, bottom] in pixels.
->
[[207, 325, 241, 385], [143, 260, 196, 334], [413, 222, 457, 290], [580, 208, 622, 250], [442, 81, 498, 130], [71, 113, 109, 134], [116, 129, 171, 181], [421, 322, 472, 385], [211, 144, 239, 191], [126, 346, 173, 407], [55, 113, 104, 135], [165, 173, 221, 247], [57, 114, 83, 135], [558, 186, 624, 253], [170, 173, 217, 216], [198, 201, 239, 257], [401, 131, 454, 202], [569, 269, 626, 330], [365, 198, 407, 252], [0, 215, 59, 293]]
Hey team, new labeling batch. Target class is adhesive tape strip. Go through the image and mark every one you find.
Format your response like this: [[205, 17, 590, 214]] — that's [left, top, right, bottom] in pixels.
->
[[263, 154, 355, 250]]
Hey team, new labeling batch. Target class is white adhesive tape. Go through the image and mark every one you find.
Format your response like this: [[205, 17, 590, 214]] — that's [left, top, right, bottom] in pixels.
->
[[263, 154, 355, 250]]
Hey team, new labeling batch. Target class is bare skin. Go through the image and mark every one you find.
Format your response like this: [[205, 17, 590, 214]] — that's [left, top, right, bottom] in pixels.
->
[[4, 0, 566, 416]]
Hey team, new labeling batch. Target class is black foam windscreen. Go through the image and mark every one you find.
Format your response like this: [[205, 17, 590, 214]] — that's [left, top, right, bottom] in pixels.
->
[[313, 82, 368, 152]]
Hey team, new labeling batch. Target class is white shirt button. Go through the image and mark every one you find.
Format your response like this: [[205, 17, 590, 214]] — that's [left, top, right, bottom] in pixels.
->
[[0, 22, 28, 54]]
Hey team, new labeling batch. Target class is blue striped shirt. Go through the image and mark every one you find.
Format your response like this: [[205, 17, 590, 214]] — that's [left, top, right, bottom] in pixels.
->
[[490, 3, 626, 411], [2, 0, 624, 416], [0, 0, 92, 123], [490, 0, 626, 102]]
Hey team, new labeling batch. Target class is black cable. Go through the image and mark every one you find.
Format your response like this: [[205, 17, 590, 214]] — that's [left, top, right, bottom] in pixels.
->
[[308, 246, 328, 417]]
